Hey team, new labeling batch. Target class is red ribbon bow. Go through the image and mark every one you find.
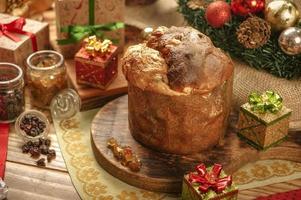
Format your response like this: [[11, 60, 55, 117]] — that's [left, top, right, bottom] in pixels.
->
[[0, 17, 37, 51], [189, 163, 232, 193]]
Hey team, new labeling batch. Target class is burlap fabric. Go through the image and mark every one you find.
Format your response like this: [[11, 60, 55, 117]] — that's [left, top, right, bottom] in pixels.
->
[[125, 0, 301, 129], [233, 61, 301, 129]]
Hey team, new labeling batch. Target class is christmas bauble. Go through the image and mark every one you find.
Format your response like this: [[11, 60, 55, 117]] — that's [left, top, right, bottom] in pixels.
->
[[278, 27, 301, 55], [231, 0, 265, 16], [205, 1, 231, 28], [265, 0, 300, 31]]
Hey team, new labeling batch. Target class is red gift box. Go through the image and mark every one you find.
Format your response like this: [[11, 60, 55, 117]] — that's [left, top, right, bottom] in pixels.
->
[[75, 45, 118, 89]]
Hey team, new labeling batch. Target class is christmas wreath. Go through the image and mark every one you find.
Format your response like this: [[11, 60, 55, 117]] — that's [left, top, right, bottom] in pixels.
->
[[178, 0, 301, 79]]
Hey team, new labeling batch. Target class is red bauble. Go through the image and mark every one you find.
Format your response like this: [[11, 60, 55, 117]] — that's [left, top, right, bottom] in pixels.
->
[[231, 0, 265, 16], [205, 1, 231, 28]]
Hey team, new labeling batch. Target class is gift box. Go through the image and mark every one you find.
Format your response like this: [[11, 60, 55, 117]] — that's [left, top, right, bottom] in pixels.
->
[[74, 37, 118, 89], [0, 14, 49, 71], [182, 163, 238, 200], [237, 91, 292, 150], [55, 0, 125, 58]]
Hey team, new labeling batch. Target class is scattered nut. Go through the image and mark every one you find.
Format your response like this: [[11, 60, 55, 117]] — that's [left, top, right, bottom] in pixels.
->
[[107, 138, 141, 172], [36, 158, 46, 167], [47, 149, 56, 162], [29, 146, 40, 158], [20, 137, 56, 167], [39, 144, 48, 155]]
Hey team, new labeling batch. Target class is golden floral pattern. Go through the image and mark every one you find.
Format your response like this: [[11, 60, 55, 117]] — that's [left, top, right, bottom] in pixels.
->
[[270, 161, 291, 176], [84, 182, 108, 196], [63, 130, 83, 142], [233, 171, 252, 184], [117, 191, 139, 200], [251, 164, 272, 179], [233, 160, 301, 186], [77, 168, 100, 182], [292, 162, 301, 172], [140, 190, 165, 200], [92, 196, 114, 200], [71, 155, 94, 169], [60, 118, 80, 130], [66, 143, 88, 156]]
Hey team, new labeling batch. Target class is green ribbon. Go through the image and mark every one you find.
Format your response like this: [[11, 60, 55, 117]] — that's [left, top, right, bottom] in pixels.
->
[[57, 22, 124, 45], [89, 0, 95, 25], [57, 0, 124, 45], [248, 91, 283, 114]]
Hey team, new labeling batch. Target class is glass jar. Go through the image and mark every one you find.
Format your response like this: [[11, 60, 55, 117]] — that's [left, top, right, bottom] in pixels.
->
[[0, 63, 25, 123], [26, 50, 68, 108], [15, 110, 50, 142]]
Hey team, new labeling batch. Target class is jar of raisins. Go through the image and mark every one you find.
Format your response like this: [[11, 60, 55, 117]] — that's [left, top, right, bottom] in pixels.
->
[[26, 50, 68, 108], [0, 63, 25, 123]]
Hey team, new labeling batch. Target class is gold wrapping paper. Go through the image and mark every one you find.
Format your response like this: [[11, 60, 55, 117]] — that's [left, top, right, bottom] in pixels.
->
[[237, 103, 292, 149], [127, 79, 233, 155], [55, 0, 125, 58], [0, 13, 49, 71]]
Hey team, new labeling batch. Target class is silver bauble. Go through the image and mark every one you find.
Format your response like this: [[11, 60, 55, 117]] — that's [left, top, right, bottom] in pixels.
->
[[278, 27, 301, 55], [265, 0, 300, 31]]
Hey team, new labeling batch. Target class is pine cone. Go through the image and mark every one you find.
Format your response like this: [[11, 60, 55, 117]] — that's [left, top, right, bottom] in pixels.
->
[[236, 16, 271, 49], [6, 0, 24, 13]]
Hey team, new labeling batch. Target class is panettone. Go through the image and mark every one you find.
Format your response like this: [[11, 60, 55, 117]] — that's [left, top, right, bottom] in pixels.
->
[[122, 26, 234, 155]]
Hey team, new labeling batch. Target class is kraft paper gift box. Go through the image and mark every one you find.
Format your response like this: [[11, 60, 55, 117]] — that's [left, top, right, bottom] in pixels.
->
[[0, 13, 49, 71], [237, 103, 292, 150], [182, 163, 238, 200], [55, 0, 125, 58]]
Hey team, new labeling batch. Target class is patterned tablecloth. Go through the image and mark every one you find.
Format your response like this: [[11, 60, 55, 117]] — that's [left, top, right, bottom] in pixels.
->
[[53, 108, 301, 200]]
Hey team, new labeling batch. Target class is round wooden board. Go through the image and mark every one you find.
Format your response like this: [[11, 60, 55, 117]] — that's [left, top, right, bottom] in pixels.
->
[[91, 95, 301, 193]]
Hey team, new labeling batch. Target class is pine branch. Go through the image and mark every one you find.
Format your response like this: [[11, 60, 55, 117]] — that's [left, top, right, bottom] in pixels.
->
[[178, 0, 301, 79]]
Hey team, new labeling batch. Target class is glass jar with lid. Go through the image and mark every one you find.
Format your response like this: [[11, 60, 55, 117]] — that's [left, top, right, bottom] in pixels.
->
[[0, 63, 25, 123], [26, 50, 68, 108]]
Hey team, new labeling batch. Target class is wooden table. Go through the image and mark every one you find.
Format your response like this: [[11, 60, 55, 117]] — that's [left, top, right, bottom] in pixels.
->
[[5, 96, 301, 200], [4, 8, 301, 200]]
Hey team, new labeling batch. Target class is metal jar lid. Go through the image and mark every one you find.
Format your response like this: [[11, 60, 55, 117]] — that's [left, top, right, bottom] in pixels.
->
[[50, 89, 81, 120]]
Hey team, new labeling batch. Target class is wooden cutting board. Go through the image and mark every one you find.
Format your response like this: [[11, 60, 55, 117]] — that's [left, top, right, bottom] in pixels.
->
[[91, 95, 301, 193]]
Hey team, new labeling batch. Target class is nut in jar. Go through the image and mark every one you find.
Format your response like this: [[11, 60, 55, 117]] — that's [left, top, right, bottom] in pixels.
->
[[26, 50, 68, 108]]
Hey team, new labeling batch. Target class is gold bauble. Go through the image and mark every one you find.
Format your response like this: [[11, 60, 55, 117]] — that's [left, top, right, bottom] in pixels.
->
[[265, 0, 300, 31]]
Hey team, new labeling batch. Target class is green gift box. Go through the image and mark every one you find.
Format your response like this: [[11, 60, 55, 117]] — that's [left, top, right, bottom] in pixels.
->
[[237, 91, 292, 150], [237, 103, 292, 150], [182, 163, 238, 200]]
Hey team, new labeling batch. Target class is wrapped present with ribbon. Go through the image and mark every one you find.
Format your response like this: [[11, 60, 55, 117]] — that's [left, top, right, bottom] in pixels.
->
[[182, 163, 238, 200], [0, 13, 49, 70], [74, 35, 118, 89], [55, 0, 125, 58], [237, 91, 292, 150]]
